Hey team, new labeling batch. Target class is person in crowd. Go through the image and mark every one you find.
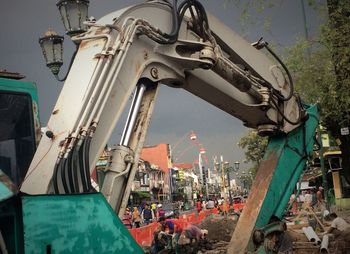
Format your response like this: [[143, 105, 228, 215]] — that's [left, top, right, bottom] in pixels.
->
[[207, 198, 215, 209], [183, 224, 207, 243], [151, 202, 157, 216], [121, 208, 132, 229], [202, 199, 207, 210], [159, 216, 184, 253], [316, 186, 325, 210], [150, 223, 167, 254], [304, 190, 313, 206], [132, 207, 142, 228], [222, 197, 230, 217], [324, 212, 350, 237], [157, 203, 165, 219], [141, 204, 155, 225], [214, 197, 219, 208], [177, 224, 208, 253], [196, 199, 202, 213]]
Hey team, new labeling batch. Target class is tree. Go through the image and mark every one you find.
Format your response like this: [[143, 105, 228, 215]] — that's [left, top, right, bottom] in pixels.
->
[[238, 129, 268, 176], [286, 2, 350, 182], [231, 0, 350, 182], [322, 1, 350, 182]]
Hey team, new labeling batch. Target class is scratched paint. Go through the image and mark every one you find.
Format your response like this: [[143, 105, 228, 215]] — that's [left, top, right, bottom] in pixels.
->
[[22, 193, 143, 254]]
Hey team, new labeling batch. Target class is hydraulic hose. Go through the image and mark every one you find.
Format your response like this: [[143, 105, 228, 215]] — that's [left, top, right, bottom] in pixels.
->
[[84, 136, 93, 191], [71, 142, 82, 193], [79, 138, 88, 192], [66, 150, 76, 193], [264, 44, 294, 101], [53, 160, 61, 194], [60, 157, 70, 193]]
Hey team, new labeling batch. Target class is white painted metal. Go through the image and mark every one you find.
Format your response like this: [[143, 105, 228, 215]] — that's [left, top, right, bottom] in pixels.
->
[[21, 1, 303, 198]]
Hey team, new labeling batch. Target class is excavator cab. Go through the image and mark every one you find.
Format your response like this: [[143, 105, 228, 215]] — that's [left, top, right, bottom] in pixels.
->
[[0, 71, 40, 254], [0, 71, 40, 187]]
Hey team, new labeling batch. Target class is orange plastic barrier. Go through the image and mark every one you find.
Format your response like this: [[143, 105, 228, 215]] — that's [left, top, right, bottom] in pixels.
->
[[129, 208, 224, 246], [233, 203, 244, 210], [219, 203, 245, 212]]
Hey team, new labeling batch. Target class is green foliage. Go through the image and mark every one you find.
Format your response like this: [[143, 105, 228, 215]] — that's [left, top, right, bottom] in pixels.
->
[[238, 129, 268, 176], [284, 1, 350, 134], [224, 0, 276, 33], [232, 0, 350, 178]]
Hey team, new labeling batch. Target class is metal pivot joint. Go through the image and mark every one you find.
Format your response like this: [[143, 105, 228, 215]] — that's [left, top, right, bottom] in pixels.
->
[[100, 145, 134, 211]]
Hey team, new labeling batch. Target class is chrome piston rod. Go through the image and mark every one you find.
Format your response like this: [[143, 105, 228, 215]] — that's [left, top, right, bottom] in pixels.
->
[[120, 83, 147, 146]]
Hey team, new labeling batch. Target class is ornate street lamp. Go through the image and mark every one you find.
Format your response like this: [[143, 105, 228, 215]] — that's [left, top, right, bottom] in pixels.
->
[[57, 0, 89, 37], [39, 1, 89, 81], [39, 30, 64, 77]]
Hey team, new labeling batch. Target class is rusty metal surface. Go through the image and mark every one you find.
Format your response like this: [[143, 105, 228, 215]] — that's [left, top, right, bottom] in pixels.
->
[[227, 151, 279, 254]]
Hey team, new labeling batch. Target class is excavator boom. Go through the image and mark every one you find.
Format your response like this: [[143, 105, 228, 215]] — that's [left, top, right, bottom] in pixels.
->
[[17, 1, 318, 253]]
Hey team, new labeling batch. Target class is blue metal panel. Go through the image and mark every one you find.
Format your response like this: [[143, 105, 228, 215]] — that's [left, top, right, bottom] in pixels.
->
[[22, 193, 143, 254]]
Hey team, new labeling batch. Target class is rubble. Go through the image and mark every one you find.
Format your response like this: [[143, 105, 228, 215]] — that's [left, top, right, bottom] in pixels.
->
[[199, 214, 237, 242], [196, 214, 237, 253], [147, 209, 350, 253]]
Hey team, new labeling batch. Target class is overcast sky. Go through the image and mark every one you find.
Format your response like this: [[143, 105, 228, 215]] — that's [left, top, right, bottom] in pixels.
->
[[0, 0, 325, 173]]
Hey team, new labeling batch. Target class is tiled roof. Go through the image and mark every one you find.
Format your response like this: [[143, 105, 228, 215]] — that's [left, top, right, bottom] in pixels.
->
[[141, 144, 171, 173], [173, 163, 193, 170]]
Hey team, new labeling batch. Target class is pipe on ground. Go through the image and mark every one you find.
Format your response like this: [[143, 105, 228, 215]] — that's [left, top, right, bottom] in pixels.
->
[[302, 226, 321, 245], [320, 234, 329, 253]]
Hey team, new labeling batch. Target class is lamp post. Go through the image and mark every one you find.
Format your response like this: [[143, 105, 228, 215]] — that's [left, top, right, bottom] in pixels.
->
[[57, 0, 89, 37], [198, 147, 209, 199], [39, 0, 89, 81], [39, 30, 64, 77], [224, 161, 239, 204]]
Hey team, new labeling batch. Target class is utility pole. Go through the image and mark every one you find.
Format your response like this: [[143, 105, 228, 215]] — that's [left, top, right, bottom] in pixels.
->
[[220, 155, 226, 198], [318, 126, 329, 210], [226, 167, 232, 204]]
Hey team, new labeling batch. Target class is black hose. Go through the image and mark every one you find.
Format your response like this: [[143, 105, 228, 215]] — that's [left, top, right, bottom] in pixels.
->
[[71, 143, 81, 193], [179, 0, 209, 41], [265, 44, 294, 101], [54, 44, 79, 82], [53, 160, 61, 194], [271, 98, 302, 126], [60, 157, 70, 193], [156, 0, 211, 44], [84, 136, 93, 191], [163, 0, 179, 42], [79, 138, 88, 192], [66, 150, 76, 193]]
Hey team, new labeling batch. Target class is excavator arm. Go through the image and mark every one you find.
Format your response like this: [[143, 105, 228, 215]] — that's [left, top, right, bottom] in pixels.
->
[[20, 1, 319, 253]]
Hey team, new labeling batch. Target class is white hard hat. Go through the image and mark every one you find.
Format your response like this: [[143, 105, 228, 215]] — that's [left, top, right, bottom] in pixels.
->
[[157, 204, 162, 208], [323, 210, 330, 218]]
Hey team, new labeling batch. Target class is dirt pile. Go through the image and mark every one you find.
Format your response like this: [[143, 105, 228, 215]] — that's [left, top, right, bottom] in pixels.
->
[[195, 214, 238, 253], [199, 214, 237, 242]]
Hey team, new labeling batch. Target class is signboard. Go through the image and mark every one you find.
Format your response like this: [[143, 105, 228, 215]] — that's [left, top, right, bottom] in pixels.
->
[[340, 127, 349, 135]]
